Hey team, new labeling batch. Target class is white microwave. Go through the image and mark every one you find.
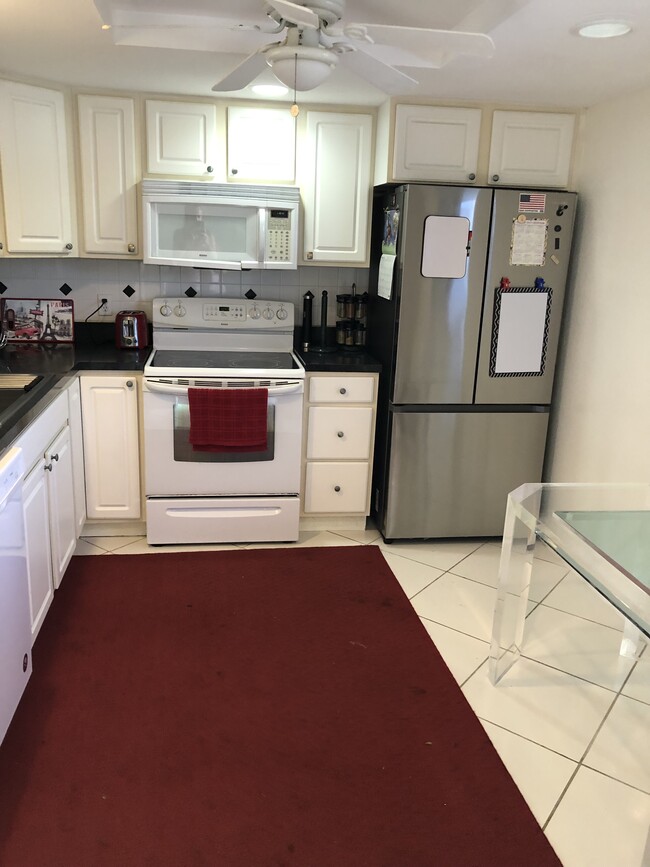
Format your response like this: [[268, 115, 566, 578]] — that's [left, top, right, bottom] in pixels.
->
[[142, 180, 300, 271]]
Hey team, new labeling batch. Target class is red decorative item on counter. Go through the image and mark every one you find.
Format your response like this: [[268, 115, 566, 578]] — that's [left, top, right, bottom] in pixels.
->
[[188, 387, 268, 452]]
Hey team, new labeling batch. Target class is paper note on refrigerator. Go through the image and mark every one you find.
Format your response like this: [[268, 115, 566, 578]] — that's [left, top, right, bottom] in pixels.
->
[[378, 254, 396, 300], [510, 219, 547, 266], [494, 291, 550, 374]]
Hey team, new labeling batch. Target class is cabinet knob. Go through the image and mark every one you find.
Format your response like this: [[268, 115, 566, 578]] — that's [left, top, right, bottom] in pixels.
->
[[492, 174, 500, 182], [126, 380, 134, 389], [51, 453, 59, 462], [128, 243, 136, 253], [230, 167, 238, 175], [0, 242, 3, 250], [44, 463, 53, 472], [65, 243, 73, 250], [207, 165, 214, 173], [339, 387, 347, 395], [337, 431, 344, 438], [468, 173, 476, 181], [334, 485, 341, 492]]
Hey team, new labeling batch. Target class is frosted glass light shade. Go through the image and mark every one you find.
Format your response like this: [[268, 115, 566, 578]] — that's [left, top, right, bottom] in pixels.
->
[[266, 45, 338, 91]]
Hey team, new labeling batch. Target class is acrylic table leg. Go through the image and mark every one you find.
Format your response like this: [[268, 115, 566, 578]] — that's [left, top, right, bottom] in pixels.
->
[[489, 497, 537, 685]]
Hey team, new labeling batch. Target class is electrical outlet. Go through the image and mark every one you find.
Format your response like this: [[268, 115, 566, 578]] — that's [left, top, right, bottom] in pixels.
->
[[97, 295, 113, 316]]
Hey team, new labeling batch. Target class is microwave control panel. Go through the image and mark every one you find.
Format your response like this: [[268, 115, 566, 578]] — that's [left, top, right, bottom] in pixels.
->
[[265, 209, 292, 262]]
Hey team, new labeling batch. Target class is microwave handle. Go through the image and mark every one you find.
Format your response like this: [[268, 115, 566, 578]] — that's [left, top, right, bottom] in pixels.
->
[[144, 380, 303, 397]]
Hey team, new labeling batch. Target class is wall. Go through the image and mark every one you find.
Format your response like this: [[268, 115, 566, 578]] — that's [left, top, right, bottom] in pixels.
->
[[0, 259, 368, 325], [545, 84, 650, 482]]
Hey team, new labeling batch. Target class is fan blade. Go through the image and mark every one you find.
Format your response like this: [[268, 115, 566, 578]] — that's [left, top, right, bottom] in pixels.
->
[[340, 49, 419, 95], [212, 52, 269, 91], [266, 0, 319, 29], [348, 24, 495, 68]]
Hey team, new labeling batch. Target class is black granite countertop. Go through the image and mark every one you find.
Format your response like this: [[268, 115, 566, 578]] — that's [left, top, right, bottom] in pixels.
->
[[293, 328, 382, 373]]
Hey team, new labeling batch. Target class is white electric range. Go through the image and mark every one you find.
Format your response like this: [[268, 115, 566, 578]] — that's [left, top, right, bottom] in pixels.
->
[[143, 297, 305, 545]]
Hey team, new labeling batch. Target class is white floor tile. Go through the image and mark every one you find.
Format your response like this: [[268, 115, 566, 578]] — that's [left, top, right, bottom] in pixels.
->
[[420, 619, 489, 685], [113, 538, 242, 554], [242, 530, 359, 550], [74, 538, 108, 556], [545, 767, 650, 867], [583, 694, 650, 793], [622, 658, 650, 706], [410, 571, 501, 643], [380, 550, 443, 599], [451, 542, 568, 602], [80, 535, 143, 552], [331, 525, 382, 544], [522, 605, 634, 691], [462, 658, 615, 760], [371, 538, 484, 572], [542, 569, 626, 630], [480, 720, 577, 826]]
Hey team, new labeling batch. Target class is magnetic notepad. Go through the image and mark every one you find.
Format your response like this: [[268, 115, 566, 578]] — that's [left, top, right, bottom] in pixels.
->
[[421, 215, 470, 279], [489, 286, 552, 377]]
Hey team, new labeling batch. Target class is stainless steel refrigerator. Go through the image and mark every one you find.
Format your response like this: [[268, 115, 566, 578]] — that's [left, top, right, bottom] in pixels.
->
[[367, 183, 577, 540]]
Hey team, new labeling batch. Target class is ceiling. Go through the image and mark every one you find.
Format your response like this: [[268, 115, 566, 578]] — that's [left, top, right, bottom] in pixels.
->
[[1, 0, 650, 109]]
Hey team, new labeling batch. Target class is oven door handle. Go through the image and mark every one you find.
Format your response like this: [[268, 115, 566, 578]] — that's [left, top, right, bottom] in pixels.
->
[[144, 380, 303, 397]]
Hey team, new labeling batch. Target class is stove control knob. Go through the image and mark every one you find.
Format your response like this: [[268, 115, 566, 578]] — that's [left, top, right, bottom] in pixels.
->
[[276, 306, 288, 321], [262, 306, 275, 320], [174, 304, 186, 317], [249, 305, 261, 320], [160, 303, 172, 317]]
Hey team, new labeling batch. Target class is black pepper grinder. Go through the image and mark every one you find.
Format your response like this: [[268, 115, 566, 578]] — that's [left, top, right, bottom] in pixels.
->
[[302, 290, 314, 351], [311, 289, 336, 354]]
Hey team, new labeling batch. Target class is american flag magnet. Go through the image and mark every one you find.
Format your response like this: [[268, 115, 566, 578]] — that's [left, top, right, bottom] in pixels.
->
[[518, 193, 546, 213]]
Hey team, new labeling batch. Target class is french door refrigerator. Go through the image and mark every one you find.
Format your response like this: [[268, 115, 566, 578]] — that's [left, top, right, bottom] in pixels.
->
[[367, 183, 576, 541]]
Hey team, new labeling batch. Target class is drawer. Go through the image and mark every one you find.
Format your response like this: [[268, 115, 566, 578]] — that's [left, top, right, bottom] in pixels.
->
[[307, 406, 373, 459], [309, 376, 375, 404], [304, 462, 369, 513]]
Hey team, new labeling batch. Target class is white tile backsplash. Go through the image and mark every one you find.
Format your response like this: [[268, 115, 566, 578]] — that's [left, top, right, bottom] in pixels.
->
[[0, 259, 369, 322]]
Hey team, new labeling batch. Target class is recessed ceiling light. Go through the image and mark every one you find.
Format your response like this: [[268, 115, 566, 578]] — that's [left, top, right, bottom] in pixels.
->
[[251, 84, 289, 97], [101, 24, 112, 30], [577, 20, 632, 38]]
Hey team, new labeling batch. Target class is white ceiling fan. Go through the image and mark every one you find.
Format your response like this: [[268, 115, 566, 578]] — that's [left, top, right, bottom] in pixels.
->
[[96, 0, 496, 95]]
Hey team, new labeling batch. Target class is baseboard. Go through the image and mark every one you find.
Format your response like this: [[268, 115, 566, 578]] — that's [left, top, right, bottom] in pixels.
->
[[81, 520, 147, 538], [299, 516, 368, 533]]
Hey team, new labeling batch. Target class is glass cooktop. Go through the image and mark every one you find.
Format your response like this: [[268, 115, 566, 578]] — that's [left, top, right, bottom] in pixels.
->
[[149, 350, 301, 370]]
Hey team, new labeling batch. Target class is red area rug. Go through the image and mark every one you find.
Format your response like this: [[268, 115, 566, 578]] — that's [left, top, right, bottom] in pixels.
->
[[0, 546, 560, 866]]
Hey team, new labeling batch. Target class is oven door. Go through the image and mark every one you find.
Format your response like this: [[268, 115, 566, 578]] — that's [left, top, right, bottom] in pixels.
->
[[142, 379, 304, 496]]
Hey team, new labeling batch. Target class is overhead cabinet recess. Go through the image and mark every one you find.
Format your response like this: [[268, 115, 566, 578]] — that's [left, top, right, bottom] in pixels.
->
[[0, 80, 77, 254]]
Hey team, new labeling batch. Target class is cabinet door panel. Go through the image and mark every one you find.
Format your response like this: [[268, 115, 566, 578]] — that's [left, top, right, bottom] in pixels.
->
[[0, 81, 75, 253], [78, 95, 138, 255], [81, 376, 141, 519], [307, 407, 373, 459], [303, 112, 373, 264], [393, 105, 481, 183], [488, 111, 575, 188], [227, 106, 295, 181], [23, 461, 53, 640], [46, 426, 76, 589], [66, 377, 86, 537], [146, 100, 218, 176]]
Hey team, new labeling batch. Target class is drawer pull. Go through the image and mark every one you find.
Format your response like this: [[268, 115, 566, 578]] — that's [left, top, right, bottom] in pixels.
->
[[44, 463, 53, 472], [337, 431, 344, 438], [334, 485, 341, 492], [339, 387, 347, 395], [51, 453, 59, 462]]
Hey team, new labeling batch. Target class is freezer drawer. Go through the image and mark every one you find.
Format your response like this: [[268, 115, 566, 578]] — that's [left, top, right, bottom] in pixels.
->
[[381, 410, 549, 540]]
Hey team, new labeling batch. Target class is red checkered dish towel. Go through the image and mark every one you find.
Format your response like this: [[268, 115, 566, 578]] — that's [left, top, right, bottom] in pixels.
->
[[188, 387, 268, 453]]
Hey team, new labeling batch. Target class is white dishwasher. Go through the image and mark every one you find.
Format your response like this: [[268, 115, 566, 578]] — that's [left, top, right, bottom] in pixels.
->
[[0, 447, 32, 744]]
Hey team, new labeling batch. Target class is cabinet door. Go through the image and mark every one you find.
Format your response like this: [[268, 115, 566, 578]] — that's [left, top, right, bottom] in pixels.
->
[[227, 106, 296, 181], [81, 375, 141, 520], [0, 80, 76, 254], [77, 94, 138, 256], [23, 460, 54, 640], [392, 104, 481, 183], [66, 377, 86, 537], [302, 112, 373, 264], [488, 111, 575, 188], [145, 100, 219, 177], [46, 425, 76, 590]]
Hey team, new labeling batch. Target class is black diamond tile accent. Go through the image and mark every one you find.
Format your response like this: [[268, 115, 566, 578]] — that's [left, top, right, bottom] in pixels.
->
[[0, 282, 6, 294], [123, 285, 136, 298], [244, 289, 257, 299], [59, 283, 72, 296], [185, 287, 197, 297]]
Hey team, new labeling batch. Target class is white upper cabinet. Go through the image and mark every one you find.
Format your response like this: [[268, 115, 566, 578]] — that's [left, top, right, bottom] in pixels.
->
[[488, 110, 575, 188], [145, 99, 220, 177], [302, 111, 373, 265], [392, 104, 481, 183], [77, 94, 138, 256], [0, 80, 76, 254], [227, 106, 296, 181]]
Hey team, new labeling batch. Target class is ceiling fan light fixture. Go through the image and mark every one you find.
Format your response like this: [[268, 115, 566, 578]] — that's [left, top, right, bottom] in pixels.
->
[[266, 45, 338, 91], [576, 19, 632, 39]]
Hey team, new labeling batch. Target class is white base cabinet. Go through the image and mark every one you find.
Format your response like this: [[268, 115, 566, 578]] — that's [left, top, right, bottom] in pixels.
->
[[17, 390, 77, 641], [80, 375, 141, 520], [302, 373, 378, 517]]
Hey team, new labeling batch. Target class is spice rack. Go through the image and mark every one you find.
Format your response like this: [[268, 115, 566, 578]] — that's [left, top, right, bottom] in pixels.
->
[[336, 285, 368, 350]]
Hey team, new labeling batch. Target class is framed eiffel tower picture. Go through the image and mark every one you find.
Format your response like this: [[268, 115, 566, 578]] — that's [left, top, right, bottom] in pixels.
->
[[4, 298, 74, 343]]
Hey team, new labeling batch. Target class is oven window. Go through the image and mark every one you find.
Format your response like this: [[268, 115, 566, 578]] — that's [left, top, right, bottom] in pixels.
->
[[172, 402, 275, 463]]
